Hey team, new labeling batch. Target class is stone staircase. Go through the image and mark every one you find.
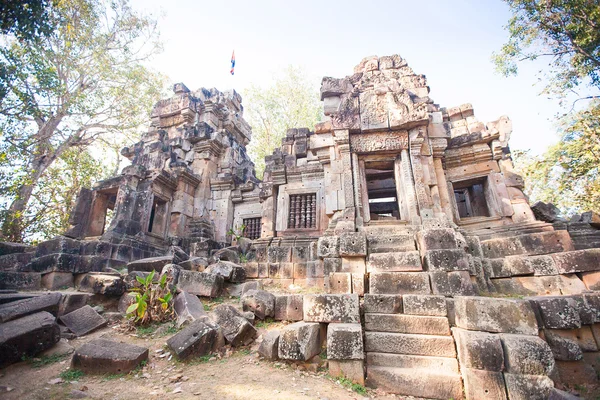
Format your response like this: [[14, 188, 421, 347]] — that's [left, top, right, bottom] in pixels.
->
[[464, 220, 554, 241], [363, 294, 463, 399]]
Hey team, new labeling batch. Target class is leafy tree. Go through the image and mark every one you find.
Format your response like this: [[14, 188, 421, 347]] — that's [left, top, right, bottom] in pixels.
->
[[243, 66, 323, 178], [0, 0, 54, 41], [0, 0, 167, 242], [494, 0, 600, 214]]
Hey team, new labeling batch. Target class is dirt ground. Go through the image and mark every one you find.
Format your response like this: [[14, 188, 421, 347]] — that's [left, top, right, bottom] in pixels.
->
[[0, 294, 416, 400]]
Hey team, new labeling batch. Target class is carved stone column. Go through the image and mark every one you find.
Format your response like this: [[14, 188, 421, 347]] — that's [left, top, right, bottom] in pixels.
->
[[398, 149, 420, 224], [430, 138, 454, 220], [409, 128, 434, 219]]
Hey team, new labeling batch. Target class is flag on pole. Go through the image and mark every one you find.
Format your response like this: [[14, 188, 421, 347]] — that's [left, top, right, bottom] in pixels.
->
[[230, 51, 235, 75]]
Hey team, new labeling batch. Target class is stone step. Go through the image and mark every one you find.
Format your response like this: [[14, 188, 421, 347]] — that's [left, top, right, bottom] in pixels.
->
[[481, 230, 574, 259], [365, 331, 456, 357], [474, 225, 555, 241], [362, 224, 417, 237], [369, 272, 431, 295], [366, 251, 422, 273], [364, 313, 450, 335], [366, 366, 463, 400], [366, 352, 459, 373], [366, 234, 416, 253]]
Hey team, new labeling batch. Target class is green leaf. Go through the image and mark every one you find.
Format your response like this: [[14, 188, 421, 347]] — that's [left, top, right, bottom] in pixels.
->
[[126, 302, 139, 314], [136, 276, 145, 285]]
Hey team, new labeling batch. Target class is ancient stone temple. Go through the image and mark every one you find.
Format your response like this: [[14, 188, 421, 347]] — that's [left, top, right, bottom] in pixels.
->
[[3, 55, 600, 400]]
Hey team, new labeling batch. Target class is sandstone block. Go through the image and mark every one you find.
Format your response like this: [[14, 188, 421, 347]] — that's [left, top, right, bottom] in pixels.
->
[[369, 272, 431, 295], [338, 232, 367, 256], [240, 280, 263, 296], [174, 291, 208, 328], [303, 294, 359, 323], [530, 296, 581, 329], [366, 365, 463, 400], [205, 261, 246, 283], [327, 323, 363, 360], [274, 294, 303, 321], [454, 296, 538, 335], [500, 334, 555, 375], [317, 236, 339, 258], [325, 272, 352, 294], [492, 276, 562, 296], [365, 313, 450, 335], [329, 360, 364, 386], [554, 359, 599, 386], [551, 249, 600, 274], [241, 289, 275, 319], [211, 304, 257, 346], [430, 270, 476, 296], [166, 320, 219, 359], [416, 228, 458, 252], [278, 321, 321, 361], [258, 330, 280, 360], [72, 338, 148, 374], [126, 256, 173, 273], [0, 292, 61, 322], [59, 305, 107, 337], [177, 271, 224, 298], [77, 273, 125, 296], [548, 326, 597, 352], [0, 311, 60, 367], [453, 328, 504, 371], [59, 292, 91, 316], [41, 272, 74, 290], [463, 368, 507, 400], [544, 330, 583, 361], [366, 251, 422, 272], [323, 258, 342, 275], [0, 271, 41, 290], [178, 256, 208, 272], [503, 373, 554, 400], [367, 234, 416, 252], [351, 273, 365, 295], [340, 257, 365, 274], [402, 294, 447, 316], [366, 352, 459, 373], [365, 332, 456, 357], [549, 388, 584, 400], [363, 294, 402, 314]]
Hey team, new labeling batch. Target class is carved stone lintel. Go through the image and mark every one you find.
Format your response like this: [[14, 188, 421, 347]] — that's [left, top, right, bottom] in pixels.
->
[[350, 131, 409, 153]]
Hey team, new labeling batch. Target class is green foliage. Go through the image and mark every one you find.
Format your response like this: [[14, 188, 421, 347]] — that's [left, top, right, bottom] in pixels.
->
[[243, 66, 323, 178], [227, 224, 246, 241], [334, 375, 367, 395], [59, 369, 84, 381], [126, 270, 175, 326], [0, 0, 54, 41], [29, 353, 70, 368], [0, 0, 168, 242], [493, 0, 600, 96], [514, 101, 600, 214]]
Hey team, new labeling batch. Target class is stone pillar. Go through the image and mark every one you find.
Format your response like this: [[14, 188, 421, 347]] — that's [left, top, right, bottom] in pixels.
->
[[333, 129, 355, 233], [409, 128, 434, 219], [259, 183, 277, 238], [398, 149, 420, 224], [351, 153, 363, 228], [430, 139, 454, 221]]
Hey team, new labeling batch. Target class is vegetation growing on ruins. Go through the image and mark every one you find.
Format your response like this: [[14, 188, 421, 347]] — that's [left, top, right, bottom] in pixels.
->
[[495, 0, 600, 214], [0, 0, 167, 242], [243, 66, 323, 178], [126, 270, 175, 326]]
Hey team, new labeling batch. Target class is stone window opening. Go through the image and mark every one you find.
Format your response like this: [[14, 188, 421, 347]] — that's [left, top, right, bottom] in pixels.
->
[[243, 217, 261, 240], [87, 189, 118, 237], [287, 193, 317, 229], [365, 160, 401, 220], [148, 196, 168, 235], [453, 177, 490, 219]]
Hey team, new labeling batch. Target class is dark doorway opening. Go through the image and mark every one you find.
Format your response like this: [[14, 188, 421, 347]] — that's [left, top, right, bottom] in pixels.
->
[[365, 160, 400, 220], [453, 177, 490, 219]]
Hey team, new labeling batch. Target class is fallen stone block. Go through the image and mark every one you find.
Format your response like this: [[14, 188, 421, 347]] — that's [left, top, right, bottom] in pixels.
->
[[0, 292, 62, 322], [71, 338, 148, 374], [211, 304, 257, 346], [454, 296, 538, 335], [338, 232, 367, 256], [258, 330, 280, 361], [503, 373, 554, 400], [58, 292, 92, 316], [369, 272, 431, 295], [177, 270, 224, 298], [0, 271, 41, 290], [365, 314, 450, 335], [402, 294, 446, 316], [77, 273, 125, 296], [117, 293, 135, 314], [59, 305, 107, 336], [205, 261, 247, 283], [452, 328, 504, 371], [327, 323, 363, 360], [329, 360, 365, 386], [544, 330, 583, 361], [41, 272, 74, 290], [529, 296, 581, 329], [242, 311, 255, 324], [366, 251, 422, 272], [0, 311, 60, 368], [463, 368, 508, 400], [363, 294, 402, 314], [241, 289, 275, 320], [274, 294, 303, 321], [303, 294, 359, 323], [278, 321, 321, 361], [126, 256, 173, 273], [365, 332, 456, 357], [174, 291, 208, 328], [178, 256, 208, 271], [500, 334, 555, 375], [240, 280, 263, 296], [531, 201, 561, 223], [166, 320, 219, 359]]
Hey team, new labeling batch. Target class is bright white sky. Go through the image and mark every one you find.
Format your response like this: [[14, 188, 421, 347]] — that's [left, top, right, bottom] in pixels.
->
[[131, 0, 568, 155]]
